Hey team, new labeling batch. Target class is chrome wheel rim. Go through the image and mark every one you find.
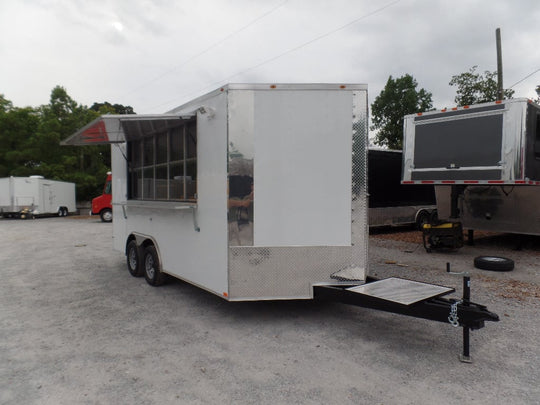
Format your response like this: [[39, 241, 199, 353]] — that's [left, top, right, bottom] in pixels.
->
[[128, 248, 137, 270], [145, 254, 155, 278]]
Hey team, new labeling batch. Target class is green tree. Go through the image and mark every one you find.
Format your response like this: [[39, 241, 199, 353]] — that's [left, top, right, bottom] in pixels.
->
[[30, 86, 104, 184], [90, 101, 135, 115], [449, 66, 515, 106], [371, 74, 433, 150], [0, 94, 13, 113], [535, 85, 540, 103], [0, 94, 40, 177], [0, 87, 135, 201]]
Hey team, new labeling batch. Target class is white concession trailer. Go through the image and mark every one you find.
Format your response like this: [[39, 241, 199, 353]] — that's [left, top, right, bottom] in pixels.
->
[[402, 98, 540, 236], [63, 84, 498, 361], [0, 176, 75, 218], [64, 84, 369, 299]]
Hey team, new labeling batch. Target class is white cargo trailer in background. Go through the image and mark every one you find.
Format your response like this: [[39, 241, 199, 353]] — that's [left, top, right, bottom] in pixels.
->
[[402, 98, 540, 236], [0, 176, 76, 218]]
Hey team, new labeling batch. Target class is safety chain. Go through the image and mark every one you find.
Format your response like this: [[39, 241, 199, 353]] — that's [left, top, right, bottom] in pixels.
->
[[448, 300, 462, 327]]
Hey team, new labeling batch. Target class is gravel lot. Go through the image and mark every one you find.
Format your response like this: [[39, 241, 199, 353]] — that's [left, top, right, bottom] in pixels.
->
[[1, 217, 538, 404]]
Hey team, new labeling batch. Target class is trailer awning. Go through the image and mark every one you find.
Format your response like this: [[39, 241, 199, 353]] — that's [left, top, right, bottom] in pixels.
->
[[61, 114, 193, 146]]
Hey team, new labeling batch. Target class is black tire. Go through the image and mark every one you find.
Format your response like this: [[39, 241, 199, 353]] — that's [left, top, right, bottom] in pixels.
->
[[429, 209, 438, 224], [474, 256, 514, 272], [126, 240, 143, 277], [143, 245, 167, 286], [100, 208, 113, 222], [416, 210, 430, 229], [63, 207, 68, 217], [58, 208, 64, 217]]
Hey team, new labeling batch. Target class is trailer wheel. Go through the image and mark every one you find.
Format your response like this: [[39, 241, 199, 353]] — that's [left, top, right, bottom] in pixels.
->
[[126, 240, 143, 277], [416, 210, 430, 229], [58, 208, 64, 217], [474, 256, 514, 272], [143, 245, 167, 286], [100, 208, 112, 223]]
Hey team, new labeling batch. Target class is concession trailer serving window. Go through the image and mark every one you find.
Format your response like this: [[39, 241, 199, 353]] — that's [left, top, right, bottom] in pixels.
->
[[126, 118, 197, 202]]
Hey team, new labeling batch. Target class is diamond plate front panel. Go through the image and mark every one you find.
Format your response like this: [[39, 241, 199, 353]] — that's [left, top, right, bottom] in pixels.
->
[[228, 246, 355, 299]]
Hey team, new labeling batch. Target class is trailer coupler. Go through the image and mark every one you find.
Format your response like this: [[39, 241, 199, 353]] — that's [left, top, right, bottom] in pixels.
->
[[314, 270, 499, 362]]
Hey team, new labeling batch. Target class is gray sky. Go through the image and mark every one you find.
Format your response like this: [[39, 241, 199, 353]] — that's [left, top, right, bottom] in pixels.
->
[[1, 0, 539, 114]]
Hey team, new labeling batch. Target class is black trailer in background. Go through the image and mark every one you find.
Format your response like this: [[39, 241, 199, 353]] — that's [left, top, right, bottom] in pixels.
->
[[368, 149, 436, 228]]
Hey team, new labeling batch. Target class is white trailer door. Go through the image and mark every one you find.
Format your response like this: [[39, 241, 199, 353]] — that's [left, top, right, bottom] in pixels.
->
[[253, 89, 352, 246]]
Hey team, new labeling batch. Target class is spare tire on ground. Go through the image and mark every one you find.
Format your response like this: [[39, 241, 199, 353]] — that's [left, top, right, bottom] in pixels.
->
[[474, 256, 514, 272]]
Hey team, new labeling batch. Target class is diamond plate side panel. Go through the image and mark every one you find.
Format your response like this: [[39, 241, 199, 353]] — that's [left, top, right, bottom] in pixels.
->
[[351, 90, 369, 276], [228, 246, 354, 299]]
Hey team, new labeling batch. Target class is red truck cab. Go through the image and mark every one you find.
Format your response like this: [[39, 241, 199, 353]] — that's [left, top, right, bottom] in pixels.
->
[[92, 172, 112, 222]]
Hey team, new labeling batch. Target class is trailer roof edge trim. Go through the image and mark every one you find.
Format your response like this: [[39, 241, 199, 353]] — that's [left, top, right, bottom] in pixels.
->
[[166, 83, 368, 114], [405, 97, 537, 120]]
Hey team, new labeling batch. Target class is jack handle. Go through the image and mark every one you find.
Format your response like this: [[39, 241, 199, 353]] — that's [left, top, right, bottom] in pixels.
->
[[446, 262, 472, 362]]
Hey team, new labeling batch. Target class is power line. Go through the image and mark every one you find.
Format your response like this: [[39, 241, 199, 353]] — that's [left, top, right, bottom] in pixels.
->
[[146, 0, 402, 112], [119, 0, 289, 99], [508, 67, 540, 89]]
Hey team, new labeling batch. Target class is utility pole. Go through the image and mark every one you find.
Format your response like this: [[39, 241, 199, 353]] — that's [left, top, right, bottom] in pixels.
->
[[496, 28, 504, 101]]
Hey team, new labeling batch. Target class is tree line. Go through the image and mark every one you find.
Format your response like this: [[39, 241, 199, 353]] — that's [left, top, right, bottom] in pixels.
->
[[0, 86, 133, 201], [1, 69, 538, 201]]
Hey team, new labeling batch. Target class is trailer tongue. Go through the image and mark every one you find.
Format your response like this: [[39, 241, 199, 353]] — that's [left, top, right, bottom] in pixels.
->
[[315, 266, 499, 363]]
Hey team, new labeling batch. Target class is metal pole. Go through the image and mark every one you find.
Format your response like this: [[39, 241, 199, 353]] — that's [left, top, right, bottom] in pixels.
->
[[461, 327, 471, 362], [463, 275, 471, 304], [496, 28, 504, 101]]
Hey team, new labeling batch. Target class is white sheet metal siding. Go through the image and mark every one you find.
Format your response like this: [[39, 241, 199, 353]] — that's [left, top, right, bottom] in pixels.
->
[[252, 89, 352, 246]]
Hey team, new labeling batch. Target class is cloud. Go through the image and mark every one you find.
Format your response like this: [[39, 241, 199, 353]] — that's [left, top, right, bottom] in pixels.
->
[[1, 0, 539, 113]]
